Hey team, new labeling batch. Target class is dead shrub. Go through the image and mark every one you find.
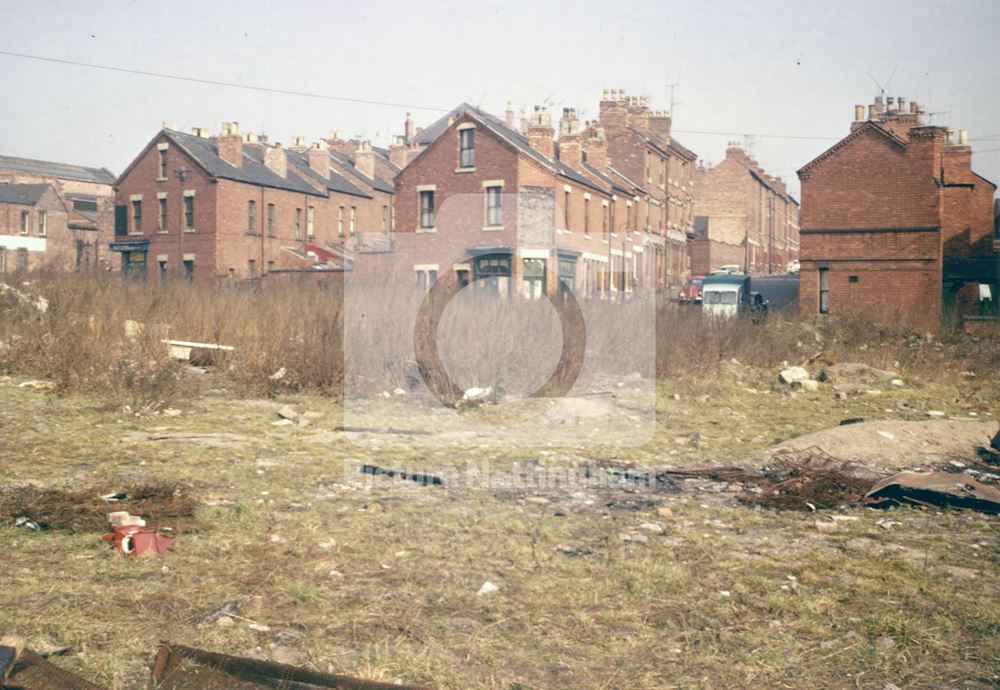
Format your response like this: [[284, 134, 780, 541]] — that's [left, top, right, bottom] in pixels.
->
[[0, 482, 197, 532]]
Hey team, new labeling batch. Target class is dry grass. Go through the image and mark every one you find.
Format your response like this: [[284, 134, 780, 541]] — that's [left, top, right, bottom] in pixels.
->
[[2, 273, 998, 414], [1, 365, 998, 689]]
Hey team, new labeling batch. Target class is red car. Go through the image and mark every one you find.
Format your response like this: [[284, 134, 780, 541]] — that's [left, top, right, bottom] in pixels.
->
[[680, 276, 704, 302]]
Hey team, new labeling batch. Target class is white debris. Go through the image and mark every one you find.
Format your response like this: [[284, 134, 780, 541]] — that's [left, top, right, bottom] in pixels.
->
[[477, 581, 499, 596], [779, 367, 809, 385]]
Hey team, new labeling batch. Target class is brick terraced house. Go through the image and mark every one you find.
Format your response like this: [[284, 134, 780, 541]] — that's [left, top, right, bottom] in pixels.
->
[[113, 123, 391, 281], [350, 92, 696, 299], [691, 144, 799, 275], [0, 184, 67, 273], [0, 154, 116, 269], [797, 97, 998, 333], [351, 101, 684, 299], [597, 89, 698, 292]]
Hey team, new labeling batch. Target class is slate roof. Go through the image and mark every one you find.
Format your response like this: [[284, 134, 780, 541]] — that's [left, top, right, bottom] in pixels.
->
[[0, 183, 50, 205], [372, 145, 401, 174], [0, 154, 115, 185], [285, 151, 372, 199], [582, 161, 632, 195], [606, 165, 646, 194], [416, 103, 607, 194], [329, 151, 395, 194], [163, 130, 326, 197]]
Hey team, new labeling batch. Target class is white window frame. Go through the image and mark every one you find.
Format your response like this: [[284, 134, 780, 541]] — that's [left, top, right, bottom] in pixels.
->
[[415, 263, 439, 292], [182, 190, 196, 232], [457, 124, 476, 171], [484, 183, 503, 230], [157, 143, 169, 181], [417, 185, 436, 232], [37, 210, 47, 237], [129, 194, 143, 235]]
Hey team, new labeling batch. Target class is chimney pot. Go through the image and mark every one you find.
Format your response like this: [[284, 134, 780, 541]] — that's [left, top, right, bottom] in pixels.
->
[[162, 120, 173, 130], [959, 129, 968, 146], [603, 89, 609, 100], [854, 104, 865, 121], [404, 112, 415, 143], [909, 100, 918, 114]]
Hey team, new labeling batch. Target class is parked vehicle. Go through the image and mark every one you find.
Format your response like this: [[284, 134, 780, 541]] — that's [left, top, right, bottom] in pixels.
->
[[680, 275, 704, 302], [701, 273, 768, 322]]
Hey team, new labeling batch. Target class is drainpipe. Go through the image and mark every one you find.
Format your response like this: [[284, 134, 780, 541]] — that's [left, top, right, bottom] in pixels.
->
[[259, 186, 264, 280]]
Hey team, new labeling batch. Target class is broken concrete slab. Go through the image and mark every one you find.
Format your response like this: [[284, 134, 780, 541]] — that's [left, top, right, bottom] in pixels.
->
[[778, 366, 808, 385], [760, 420, 996, 472], [818, 362, 898, 385]]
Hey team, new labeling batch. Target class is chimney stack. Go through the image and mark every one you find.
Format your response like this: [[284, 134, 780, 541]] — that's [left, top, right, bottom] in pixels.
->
[[218, 121, 243, 167], [389, 135, 408, 169], [307, 141, 331, 178], [526, 106, 555, 160], [650, 109, 671, 141], [628, 95, 651, 133], [599, 87, 628, 131], [263, 144, 287, 178], [354, 140, 375, 179], [404, 113, 415, 144], [557, 108, 583, 170], [505, 101, 515, 129], [584, 125, 607, 170]]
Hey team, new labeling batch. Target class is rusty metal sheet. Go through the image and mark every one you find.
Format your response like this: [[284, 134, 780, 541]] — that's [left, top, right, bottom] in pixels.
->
[[865, 471, 1000, 514], [151, 643, 433, 690], [4, 649, 106, 690]]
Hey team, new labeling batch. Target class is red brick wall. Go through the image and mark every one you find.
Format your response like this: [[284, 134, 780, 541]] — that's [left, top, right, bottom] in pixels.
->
[[115, 134, 218, 280], [117, 131, 390, 281], [798, 228, 942, 332], [800, 127, 942, 231]]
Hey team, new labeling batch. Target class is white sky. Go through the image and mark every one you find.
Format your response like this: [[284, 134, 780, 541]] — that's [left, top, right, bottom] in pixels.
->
[[1, 0, 998, 199]]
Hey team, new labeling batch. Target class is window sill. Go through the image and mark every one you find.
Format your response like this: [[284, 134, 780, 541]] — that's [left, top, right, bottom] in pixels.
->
[[454, 167, 476, 173], [157, 177, 168, 182], [157, 230, 168, 235], [184, 228, 196, 233], [417, 227, 436, 234], [482, 226, 503, 232]]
